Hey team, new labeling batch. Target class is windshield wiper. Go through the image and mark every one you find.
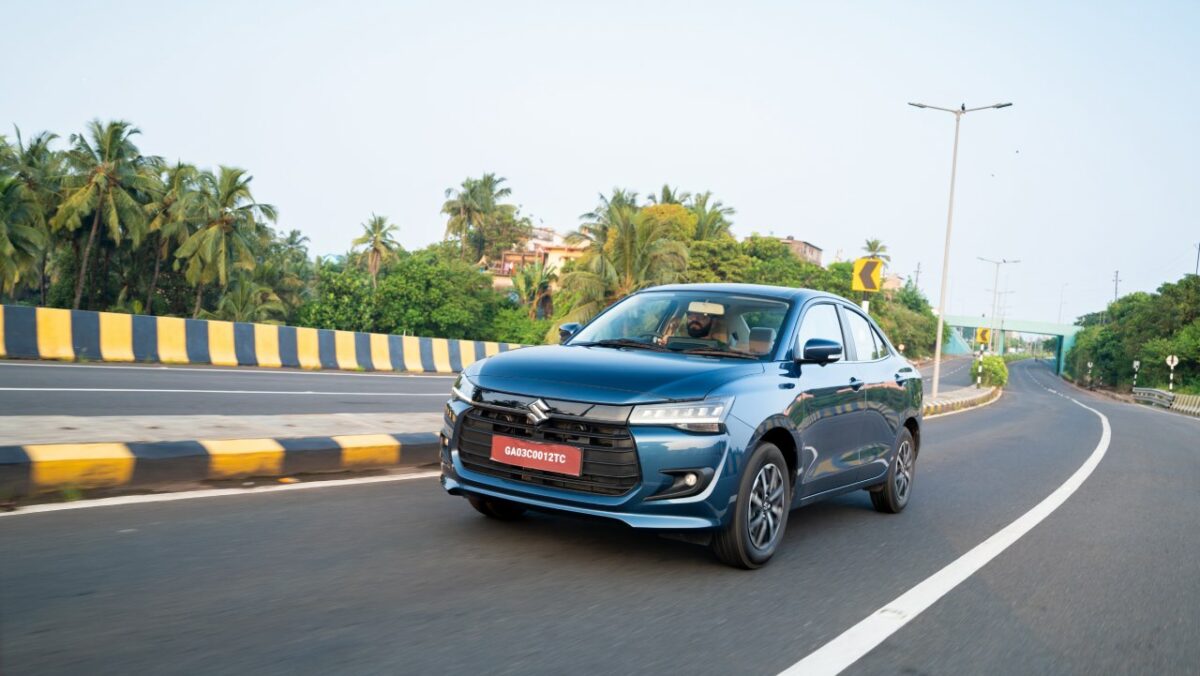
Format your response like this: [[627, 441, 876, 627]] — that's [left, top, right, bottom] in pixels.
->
[[575, 338, 669, 352], [681, 347, 759, 360]]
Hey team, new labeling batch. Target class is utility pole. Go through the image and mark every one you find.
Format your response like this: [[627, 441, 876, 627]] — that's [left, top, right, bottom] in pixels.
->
[[909, 100, 1012, 399], [979, 257, 1020, 353], [1057, 282, 1068, 324], [1113, 270, 1122, 301], [913, 262, 922, 288], [1194, 242, 1199, 276]]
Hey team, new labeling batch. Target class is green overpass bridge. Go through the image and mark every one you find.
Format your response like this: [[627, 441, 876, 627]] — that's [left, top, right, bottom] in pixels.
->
[[942, 314, 1081, 374]]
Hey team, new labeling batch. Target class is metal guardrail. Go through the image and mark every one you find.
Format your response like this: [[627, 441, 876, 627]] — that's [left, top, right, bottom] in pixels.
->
[[1132, 388, 1175, 408]]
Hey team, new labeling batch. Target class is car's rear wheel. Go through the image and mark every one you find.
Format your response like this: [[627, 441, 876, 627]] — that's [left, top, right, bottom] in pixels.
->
[[467, 494, 527, 520], [870, 428, 916, 514], [712, 442, 791, 569]]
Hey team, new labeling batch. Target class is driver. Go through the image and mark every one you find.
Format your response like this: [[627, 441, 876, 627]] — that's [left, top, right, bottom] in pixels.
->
[[683, 310, 729, 346]]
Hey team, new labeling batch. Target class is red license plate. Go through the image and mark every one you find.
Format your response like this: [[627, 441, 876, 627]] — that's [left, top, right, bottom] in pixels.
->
[[490, 435, 583, 477]]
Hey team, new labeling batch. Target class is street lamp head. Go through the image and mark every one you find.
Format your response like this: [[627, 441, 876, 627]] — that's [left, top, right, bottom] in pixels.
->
[[908, 102, 928, 109], [994, 103, 1013, 109]]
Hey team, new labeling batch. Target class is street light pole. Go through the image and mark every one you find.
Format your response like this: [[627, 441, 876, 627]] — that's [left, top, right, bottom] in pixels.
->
[[910, 101, 1012, 400], [1057, 282, 1068, 324], [978, 257, 1020, 353]]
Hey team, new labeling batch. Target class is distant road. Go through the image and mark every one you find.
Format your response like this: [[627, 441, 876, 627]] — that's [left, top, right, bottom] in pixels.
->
[[918, 354, 977, 391], [0, 362, 454, 416]]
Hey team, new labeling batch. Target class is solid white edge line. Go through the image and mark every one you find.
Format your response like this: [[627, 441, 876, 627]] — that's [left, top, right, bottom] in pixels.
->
[[0, 360, 457, 379], [0, 387, 447, 396], [0, 471, 442, 517], [780, 370, 1111, 676]]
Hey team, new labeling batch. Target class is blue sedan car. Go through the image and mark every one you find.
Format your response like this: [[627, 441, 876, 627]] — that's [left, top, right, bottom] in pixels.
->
[[440, 283, 923, 568]]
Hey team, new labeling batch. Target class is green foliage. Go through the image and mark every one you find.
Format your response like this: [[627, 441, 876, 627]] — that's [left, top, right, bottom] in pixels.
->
[[490, 305, 553, 345], [372, 251, 499, 339], [686, 238, 752, 283], [295, 267, 375, 331], [1066, 274, 1200, 390], [980, 355, 1009, 387]]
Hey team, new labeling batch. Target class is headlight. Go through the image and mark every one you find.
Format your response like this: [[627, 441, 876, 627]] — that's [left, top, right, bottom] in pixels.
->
[[450, 375, 477, 403], [628, 397, 733, 433]]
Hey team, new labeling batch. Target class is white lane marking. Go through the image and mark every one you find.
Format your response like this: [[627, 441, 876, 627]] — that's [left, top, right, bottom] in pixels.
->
[[0, 387, 447, 396], [0, 360, 456, 379], [781, 369, 1111, 676], [0, 471, 441, 517]]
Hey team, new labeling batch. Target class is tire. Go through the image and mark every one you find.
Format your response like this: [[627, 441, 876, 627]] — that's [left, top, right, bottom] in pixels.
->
[[466, 494, 527, 520], [712, 442, 791, 569], [871, 428, 916, 514]]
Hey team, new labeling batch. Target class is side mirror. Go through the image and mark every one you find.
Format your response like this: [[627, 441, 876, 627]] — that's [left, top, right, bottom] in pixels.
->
[[559, 323, 582, 344], [799, 338, 843, 364]]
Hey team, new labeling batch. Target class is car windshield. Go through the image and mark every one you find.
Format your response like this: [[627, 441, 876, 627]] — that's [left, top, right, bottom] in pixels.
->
[[568, 291, 790, 360]]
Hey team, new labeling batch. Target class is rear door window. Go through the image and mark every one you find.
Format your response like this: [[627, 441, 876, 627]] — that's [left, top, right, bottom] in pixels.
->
[[843, 310, 884, 361]]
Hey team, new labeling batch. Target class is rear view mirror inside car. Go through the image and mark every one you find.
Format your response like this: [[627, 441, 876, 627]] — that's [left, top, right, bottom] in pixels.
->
[[687, 301, 725, 316]]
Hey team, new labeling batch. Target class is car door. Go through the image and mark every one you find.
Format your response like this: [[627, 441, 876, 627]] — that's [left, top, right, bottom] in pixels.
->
[[791, 302, 867, 499], [840, 308, 900, 482]]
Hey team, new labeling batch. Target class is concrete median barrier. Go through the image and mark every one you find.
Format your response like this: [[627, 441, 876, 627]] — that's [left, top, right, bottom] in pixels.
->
[[922, 386, 1001, 417], [0, 304, 519, 373], [0, 431, 441, 498]]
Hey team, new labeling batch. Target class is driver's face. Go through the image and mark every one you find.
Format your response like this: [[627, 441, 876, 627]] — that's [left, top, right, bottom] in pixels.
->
[[686, 312, 713, 334]]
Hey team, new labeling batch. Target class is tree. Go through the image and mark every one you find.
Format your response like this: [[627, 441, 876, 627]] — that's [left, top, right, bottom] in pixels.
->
[[441, 173, 514, 261], [862, 238, 891, 263], [511, 261, 557, 319], [647, 184, 690, 205], [559, 200, 687, 326], [51, 120, 156, 309], [202, 274, 285, 323], [686, 238, 752, 283], [0, 176, 45, 294], [175, 166, 276, 317], [352, 213, 400, 288], [9, 128, 64, 304], [688, 191, 735, 241], [142, 162, 199, 313], [637, 203, 697, 241]]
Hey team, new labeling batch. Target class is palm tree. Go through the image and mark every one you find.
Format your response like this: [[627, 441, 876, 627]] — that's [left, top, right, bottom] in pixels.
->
[[142, 162, 199, 313], [559, 201, 687, 328], [0, 176, 46, 294], [201, 274, 285, 323], [9, 128, 64, 304], [511, 261, 558, 319], [175, 166, 276, 317], [863, 238, 891, 263], [647, 184, 690, 205], [688, 191, 735, 241], [568, 189, 639, 256], [442, 178, 484, 259], [50, 120, 156, 309], [352, 213, 400, 288]]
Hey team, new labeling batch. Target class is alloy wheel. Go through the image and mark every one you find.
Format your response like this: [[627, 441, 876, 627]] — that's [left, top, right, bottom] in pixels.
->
[[747, 463, 786, 550], [894, 440, 914, 503]]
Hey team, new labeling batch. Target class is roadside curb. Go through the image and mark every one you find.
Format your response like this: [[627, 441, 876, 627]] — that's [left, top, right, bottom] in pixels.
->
[[922, 386, 1001, 418], [0, 431, 441, 498]]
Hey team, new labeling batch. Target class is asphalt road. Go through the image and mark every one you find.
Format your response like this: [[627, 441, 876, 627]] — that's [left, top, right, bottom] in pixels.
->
[[3, 360, 1197, 674], [0, 361, 455, 415], [0, 354, 978, 418]]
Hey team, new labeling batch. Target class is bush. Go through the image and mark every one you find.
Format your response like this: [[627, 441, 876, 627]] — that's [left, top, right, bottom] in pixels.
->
[[980, 355, 1008, 387], [490, 306, 552, 345]]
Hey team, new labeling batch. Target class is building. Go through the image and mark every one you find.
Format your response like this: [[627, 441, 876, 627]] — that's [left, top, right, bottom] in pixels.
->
[[487, 228, 586, 291], [775, 236, 823, 266]]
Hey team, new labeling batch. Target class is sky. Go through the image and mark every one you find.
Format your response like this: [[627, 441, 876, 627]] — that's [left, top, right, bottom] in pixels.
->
[[4, 1, 1198, 324]]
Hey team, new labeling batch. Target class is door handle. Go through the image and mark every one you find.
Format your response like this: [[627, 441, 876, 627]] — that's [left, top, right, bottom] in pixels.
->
[[849, 377, 864, 391]]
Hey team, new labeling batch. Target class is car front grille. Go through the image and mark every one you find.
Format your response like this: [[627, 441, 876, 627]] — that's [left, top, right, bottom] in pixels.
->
[[457, 406, 641, 496]]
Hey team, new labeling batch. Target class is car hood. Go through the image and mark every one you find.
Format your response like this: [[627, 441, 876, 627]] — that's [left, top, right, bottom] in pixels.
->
[[466, 344, 764, 405]]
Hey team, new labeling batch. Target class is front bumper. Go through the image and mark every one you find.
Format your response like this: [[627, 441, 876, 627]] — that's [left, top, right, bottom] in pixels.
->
[[440, 399, 754, 529]]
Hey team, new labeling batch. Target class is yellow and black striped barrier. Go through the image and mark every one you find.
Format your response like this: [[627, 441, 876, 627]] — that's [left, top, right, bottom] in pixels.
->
[[0, 432, 440, 497], [0, 305, 517, 373]]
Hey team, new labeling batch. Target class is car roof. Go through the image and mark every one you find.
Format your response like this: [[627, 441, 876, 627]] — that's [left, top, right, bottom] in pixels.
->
[[641, 283, 845, 304]]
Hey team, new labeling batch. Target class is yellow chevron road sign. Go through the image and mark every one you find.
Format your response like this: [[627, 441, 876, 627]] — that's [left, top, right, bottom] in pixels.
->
[[975, 327, 992, 345], [851, 258, 883, 293]]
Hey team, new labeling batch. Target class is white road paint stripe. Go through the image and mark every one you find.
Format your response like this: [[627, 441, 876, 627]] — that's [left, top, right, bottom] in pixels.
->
[[780, 367, 1111, 676], [0, 471, 442, 517], [0, 360, 456, 379], [0, 387, 447, 396]]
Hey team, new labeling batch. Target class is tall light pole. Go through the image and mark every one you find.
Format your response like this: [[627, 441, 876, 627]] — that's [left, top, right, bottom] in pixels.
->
[[1057, 282, 1068, 323], [979, 257, 1020, 353], [909, 101, 1012, 399]]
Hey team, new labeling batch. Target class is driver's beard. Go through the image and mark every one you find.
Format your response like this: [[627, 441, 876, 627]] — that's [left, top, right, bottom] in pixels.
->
[[687, 321, 710, 338]]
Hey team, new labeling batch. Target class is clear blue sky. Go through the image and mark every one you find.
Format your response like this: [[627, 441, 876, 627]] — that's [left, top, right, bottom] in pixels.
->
[[4, 1, 1197, 323]]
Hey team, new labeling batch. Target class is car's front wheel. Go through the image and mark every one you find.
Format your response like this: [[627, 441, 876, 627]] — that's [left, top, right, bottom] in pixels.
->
[[870, 428, 916, 514], [712, 442, 791, 569], [467, 494, 527, 520]]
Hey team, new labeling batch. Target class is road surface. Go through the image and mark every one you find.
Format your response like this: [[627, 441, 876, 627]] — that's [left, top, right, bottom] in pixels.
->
[[0, 354, 980, 418], [2, 360, 1196, 674]]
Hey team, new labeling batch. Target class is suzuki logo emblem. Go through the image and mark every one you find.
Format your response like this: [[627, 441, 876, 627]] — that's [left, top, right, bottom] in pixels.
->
[[526, 399, 551, 425]]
